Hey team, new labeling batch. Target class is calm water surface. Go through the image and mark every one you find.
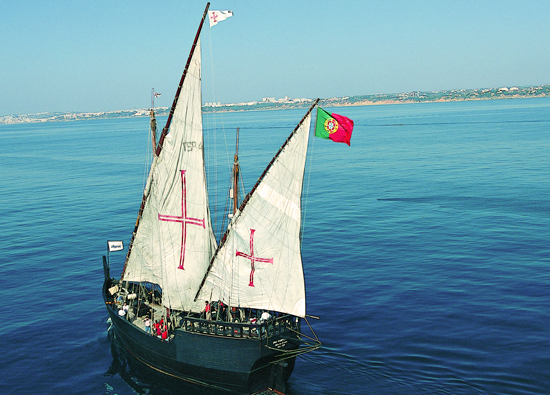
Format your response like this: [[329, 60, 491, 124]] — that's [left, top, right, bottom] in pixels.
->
[[1, 98, 549, 394]]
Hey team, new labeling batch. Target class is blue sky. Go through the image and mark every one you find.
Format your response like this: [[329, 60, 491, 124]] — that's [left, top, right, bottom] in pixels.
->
[[1, 1, 549, 116]]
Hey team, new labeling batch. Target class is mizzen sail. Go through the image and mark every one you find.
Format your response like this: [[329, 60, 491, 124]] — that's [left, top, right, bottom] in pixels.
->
[[197, 110, 313, 317]]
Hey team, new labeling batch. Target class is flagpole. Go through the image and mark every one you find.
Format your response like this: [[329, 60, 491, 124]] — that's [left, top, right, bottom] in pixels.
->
[[150, 88, 157, 153]]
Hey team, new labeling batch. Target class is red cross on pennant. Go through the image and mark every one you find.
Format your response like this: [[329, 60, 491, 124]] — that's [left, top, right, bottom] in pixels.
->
[[158, 170, 205, 270], [236, 229, 273, 287]]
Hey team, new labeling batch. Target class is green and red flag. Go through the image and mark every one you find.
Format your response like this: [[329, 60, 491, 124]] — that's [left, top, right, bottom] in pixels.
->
[[315, 107, 354, 146]]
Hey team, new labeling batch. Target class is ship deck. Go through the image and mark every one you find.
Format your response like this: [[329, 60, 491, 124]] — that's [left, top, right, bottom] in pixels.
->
[[107, 279, 305, 345], [117, 301, 176, 340], [113, 296, 299, 342]]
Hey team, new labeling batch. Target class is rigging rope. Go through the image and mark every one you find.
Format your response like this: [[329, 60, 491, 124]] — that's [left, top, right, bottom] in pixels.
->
[[204, 27, 218, 239], [301, 109, 317, 247], [205, 25, 233, 244]]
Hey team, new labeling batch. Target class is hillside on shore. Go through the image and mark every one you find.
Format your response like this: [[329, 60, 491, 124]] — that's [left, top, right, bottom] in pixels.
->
[[2, 84, 549, 125]]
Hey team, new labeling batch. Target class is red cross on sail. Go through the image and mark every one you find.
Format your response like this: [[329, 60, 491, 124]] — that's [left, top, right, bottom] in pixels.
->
[[236, 229, 274, 287], [158, 170, 205, 270]]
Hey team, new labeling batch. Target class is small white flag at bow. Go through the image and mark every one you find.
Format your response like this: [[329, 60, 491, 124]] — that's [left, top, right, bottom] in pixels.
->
[[108, 240, 124, 252], [208, 10, 233, 28]]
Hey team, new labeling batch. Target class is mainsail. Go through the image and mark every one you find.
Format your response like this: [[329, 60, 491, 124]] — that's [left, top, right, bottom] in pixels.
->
[[122, 38, 217, 312], [197, 111, 313, 317]]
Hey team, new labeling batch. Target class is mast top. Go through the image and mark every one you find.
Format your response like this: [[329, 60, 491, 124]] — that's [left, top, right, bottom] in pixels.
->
[[156, 2, 210, 157]]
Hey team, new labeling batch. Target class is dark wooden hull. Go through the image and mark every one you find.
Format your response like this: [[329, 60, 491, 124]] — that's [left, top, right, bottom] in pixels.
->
[[103, 279, 299, 394]]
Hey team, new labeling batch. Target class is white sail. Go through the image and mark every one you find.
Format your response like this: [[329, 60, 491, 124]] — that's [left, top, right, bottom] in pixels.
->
[[198, 113, 312, 317], [123, 39, 217, 312]]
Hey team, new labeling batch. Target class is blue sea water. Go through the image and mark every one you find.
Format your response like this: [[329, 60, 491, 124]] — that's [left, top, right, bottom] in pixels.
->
[[1, 98, 549, 394]]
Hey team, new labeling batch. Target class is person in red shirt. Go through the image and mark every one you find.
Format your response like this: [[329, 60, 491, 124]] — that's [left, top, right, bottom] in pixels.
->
[[203, 301, 212, 320], [155, 321, 161, 337]]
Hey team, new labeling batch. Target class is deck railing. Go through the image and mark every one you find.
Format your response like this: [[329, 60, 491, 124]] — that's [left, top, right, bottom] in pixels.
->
[[180, 314, 300, 339]]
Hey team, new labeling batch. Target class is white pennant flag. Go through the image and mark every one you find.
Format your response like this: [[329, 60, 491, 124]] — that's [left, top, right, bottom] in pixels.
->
[[208, 10, 233, 28], [108, 240, 124, 252]]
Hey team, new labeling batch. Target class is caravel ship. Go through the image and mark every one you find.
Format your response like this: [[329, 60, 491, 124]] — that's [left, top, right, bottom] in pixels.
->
[[103, 4, 325, 394]]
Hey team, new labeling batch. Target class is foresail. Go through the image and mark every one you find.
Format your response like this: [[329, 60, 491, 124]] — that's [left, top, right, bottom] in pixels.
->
[[198, 112, 312, 317], [123, 39, 217, 312]]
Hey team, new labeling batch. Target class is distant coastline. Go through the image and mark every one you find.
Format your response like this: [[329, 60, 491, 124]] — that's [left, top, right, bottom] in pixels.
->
[[2, 84, 549, 125]]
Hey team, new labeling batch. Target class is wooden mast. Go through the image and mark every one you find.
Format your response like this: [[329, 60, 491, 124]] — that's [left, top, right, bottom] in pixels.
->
[[232, 128, 240, 215], [121, 3, 211, 281], [150, 88, 157, 154]]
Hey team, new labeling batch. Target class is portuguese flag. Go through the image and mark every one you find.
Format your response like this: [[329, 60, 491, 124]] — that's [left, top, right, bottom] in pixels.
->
[[315, 107, 354, 146]]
